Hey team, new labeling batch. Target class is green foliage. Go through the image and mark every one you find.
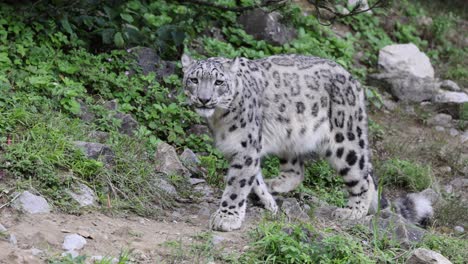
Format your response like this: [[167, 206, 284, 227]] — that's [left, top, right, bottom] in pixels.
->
[[241, 221, 373, 263], [303, 159, 346, 207], [49, 250, 131, 264], [418, 234, 468, 264], [379, 159, 432, 192]]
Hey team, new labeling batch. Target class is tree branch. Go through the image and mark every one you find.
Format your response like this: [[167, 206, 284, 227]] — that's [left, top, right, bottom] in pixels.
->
[[172, 0, 288, 12], [310, 0, 389, 25]]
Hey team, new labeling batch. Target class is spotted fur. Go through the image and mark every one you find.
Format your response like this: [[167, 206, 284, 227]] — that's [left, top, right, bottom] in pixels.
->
[[181, 54, 431, 231]]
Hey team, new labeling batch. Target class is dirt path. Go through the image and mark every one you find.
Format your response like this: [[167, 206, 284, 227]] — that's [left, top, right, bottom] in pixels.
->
[[0, 202, 265, 263]]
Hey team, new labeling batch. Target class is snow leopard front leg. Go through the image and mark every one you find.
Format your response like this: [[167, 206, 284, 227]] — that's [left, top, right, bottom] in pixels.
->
[[210, 152, 262, 231]]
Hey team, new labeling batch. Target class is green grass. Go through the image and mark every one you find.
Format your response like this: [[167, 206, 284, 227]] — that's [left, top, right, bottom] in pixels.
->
[[418, 234, 468, 264], [379, 159, 432, 192], [49, 250, 131, 264], [240, 221, 374, 264]]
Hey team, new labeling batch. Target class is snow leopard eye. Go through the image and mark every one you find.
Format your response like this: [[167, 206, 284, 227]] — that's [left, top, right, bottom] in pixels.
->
[[214, 80, 224, 86], [190, 78, 198, 84]]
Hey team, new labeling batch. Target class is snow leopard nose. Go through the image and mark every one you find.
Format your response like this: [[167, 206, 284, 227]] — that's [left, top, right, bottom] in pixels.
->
[[198, 96, 211, 105]]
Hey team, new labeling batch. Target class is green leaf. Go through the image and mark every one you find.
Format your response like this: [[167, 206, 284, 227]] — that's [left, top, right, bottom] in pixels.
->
[[120, 13, 134, 23], [114, 32, 125, 47]]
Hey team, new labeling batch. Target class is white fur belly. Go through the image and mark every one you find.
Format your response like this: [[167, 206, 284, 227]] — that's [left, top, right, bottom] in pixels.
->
[[261, 118, 330, 157]]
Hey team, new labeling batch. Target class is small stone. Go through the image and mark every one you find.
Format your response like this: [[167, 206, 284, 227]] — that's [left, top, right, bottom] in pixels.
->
[[67, 183, 97, 207], [180, 148, 200, 166], [407, 248, 452, 264], [62, 234, 87, 251], [433, 91, 468, 104], [189, 178, 205, 185], [434, 126, 445, 132], [212, 235, 225, 245], [152, 176, 178, 196], [73, 141, 114, 165], [114, 112, 138, 136], [382, 98, 398, 111], [454, 226, 464, 233], [444, 184, 453, 194], [427, 113, 453, 128], [439, 80, 461, 92], [11, 191, 51, 214], [461, 131, 468, 143], [9, 234, 17, 246], [154, 142, 190, 177], [449, 128, 459, 137], [0, 223, 7, 232], [30, 248, 43, 256], [198, 207, 211, 217], [440, 166, 452, 173]]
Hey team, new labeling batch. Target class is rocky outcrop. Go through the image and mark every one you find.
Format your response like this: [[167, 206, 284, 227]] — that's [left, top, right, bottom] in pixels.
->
[[238, 9, 297, 45], [134, 47, 176, 80]]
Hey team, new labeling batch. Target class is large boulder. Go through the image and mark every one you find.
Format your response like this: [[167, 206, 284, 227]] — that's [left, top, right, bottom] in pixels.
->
[[238, 9, 297, 45], [371, 44, 438, 102], [378, 43, 434, 79]]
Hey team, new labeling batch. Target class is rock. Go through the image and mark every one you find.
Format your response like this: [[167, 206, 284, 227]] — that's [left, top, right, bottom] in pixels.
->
[[187, 124, 211, 137], [134, 47, 176, 80], [103, 100, 139, 136], [9, 234, 17, 246], [189, 178, 205, 185], [454, 226, 464, 233], [73, 141, 114, 165], [152, 176, 178, 196], [114, 112, 138, 136], [62, 234, 87, 251], [180, 148, 204, 177], [78, 100, 95, 122], [378, 44, 434, 79], [431, 91, 468, 119], [370, 43, 438, 102], [382, 98, 398, 111], [212, 235, 225, 245], [88, 131, 110, 143], [30, 248, 43, 256], [449, 129, 459, 137], [154, 142, 190, 177], [461, 131, 468, 144], [406, 248, 452, 264], [280, 198, 310, 221], [11, 191, 51, 214], [369, 210, 426, 245], [238, 9, 297, 45], [369, 73, 437, 102], [439, 80, 461, 92], [67, 183, 97, 207], [427, 113, 453, 128], [433, 91, 468, 104], [0, 223, 6, 232], [180, 148, 200, 166], [348, 0, 370, 12], [434, 126, 445, 132]]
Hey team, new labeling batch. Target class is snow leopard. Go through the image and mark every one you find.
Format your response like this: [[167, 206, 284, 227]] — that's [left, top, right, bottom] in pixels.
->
[[181, 54, 433, 231]]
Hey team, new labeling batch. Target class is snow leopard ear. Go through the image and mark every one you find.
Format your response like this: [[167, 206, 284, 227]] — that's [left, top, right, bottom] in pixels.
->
[[229, 57, 240, 73], [181, 54, 195, 72]]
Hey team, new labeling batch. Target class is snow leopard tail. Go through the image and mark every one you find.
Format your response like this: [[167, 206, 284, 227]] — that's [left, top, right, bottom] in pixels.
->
[[379, 192, 434, 227]]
